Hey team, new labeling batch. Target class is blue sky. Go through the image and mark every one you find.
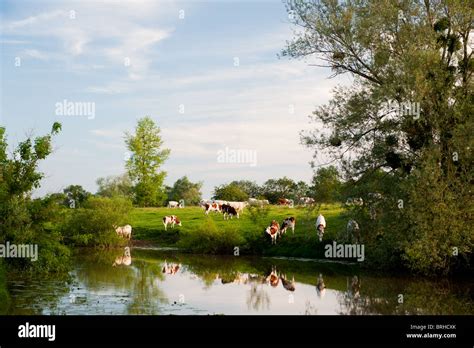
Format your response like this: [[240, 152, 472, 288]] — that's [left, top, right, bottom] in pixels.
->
[[1, 0, 348, 198]]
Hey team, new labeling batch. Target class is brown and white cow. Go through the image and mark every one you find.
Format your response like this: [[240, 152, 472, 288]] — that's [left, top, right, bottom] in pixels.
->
[[280, 217, 296, 235], [278, 198, 294, 208], [265, 220, 280, 244], [204, 202, 222, 215], [163, 215, 182, 230], [280, 274, 296, 292]]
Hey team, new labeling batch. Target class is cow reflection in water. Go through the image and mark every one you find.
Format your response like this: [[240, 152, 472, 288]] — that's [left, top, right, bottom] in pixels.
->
[[348, 275, 361, 300], [112, 247, 132, 267], [162, 260, 181, 275], [280, 274, 295, 292], [316, 273, 326, 298]]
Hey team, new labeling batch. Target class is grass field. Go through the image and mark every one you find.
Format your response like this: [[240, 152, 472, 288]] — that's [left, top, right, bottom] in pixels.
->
[[130, 204, 348, 258]]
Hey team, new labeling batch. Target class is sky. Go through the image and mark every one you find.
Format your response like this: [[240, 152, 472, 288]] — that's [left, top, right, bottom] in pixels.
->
[[1, 0, 349, 199]]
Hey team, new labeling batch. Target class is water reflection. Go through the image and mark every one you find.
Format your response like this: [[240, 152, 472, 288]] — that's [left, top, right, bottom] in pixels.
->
[[5, 248, 474, 315]]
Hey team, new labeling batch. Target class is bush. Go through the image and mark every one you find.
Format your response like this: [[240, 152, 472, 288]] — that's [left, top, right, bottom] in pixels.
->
[[62, 196, 133, 248], [178, 218, 244, 254]]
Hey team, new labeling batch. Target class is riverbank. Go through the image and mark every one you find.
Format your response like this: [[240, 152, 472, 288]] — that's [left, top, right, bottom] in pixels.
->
[[130, 204, 348, 259]]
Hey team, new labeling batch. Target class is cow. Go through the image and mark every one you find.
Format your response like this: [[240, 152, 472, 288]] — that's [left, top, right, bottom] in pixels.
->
[[168, 201, 179, 208], [227, 201, 248, 215], [265, 220, 280, 244], [163, 215, 182, 230], [299, 197, 315, 206], [278, 198, 294, 208], [280, 217, 296, 235], [204, 202, 222, 215], [280, 274, 295, 292], [221, 204, 238, 220], [248, 198, 269, 207], [113, 247, 132, 267], [114, 224, 132, 240], [315, 214, 326, 242], [346, 219, 360, 243]]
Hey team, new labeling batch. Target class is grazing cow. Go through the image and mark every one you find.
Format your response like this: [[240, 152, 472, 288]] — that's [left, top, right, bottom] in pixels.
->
[[248, 198, 269, 207], [280, 217, 296, 235], [162, 215, 182, 230], [204, 202, 222, 215], [280, 274, 295, 292], [168, 201, 179, 208], [265, 220, 280, 244], [278, 198, 294, 208], [227, 201, 248, 215], [315, 214, 326, 242], [299, 197, 315, 206], [114, 224, 132, 240], [346, 219, 360, 242], [221, 204, 238, 220], [316, 273, 326, 298], [113, 247, 132, 267]]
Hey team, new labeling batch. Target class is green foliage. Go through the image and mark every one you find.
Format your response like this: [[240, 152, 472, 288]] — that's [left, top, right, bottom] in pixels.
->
[[96, 173, 133, 199], [213, 182, 249, 201], [178, 218, 244, 254], [62, 196, 133, 248], [310, 166, 343, 203], [63, 185, 91, 208], [261, 177, 297, 203], [166, 176, 202, 205], [285, 0, 473, 274], [0, 261, 10, 314], [125, 116, 170, 207]]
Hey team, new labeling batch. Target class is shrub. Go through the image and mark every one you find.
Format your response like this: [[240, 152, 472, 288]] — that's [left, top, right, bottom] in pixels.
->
[[178, 218, 244, 254], [63, 196, 132, 248]]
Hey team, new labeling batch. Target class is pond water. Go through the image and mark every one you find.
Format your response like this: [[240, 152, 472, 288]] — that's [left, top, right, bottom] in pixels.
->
[[6, 248, 473, 315]]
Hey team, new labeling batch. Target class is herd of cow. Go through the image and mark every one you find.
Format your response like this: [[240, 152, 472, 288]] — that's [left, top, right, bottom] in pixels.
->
[[113, 196, 364, 245]]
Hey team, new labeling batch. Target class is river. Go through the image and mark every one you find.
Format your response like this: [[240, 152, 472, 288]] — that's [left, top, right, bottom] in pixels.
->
[[6, 247, 473, 315]]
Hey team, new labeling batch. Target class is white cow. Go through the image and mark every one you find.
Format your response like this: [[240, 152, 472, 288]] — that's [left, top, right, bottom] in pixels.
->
[[114, 224, 132, 240], [315, 214, 326, 242], [168, 201, 180, 208], [227, 201, 248, 215]]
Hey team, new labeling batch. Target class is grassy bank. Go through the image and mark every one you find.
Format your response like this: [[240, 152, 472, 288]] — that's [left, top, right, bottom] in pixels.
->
[[130, 204, 348, 258], [0, 261, 10, 314]]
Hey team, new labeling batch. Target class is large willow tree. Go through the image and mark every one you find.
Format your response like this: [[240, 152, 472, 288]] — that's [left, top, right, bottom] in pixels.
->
[[283, 0, 473, 274]]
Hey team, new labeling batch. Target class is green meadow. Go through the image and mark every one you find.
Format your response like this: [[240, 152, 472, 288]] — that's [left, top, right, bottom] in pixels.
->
[[130, 204, 347, 258]]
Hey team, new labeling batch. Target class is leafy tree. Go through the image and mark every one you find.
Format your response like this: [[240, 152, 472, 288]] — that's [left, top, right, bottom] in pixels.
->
[[0, 123, 70, 273], [213, 183, 249, 201], [96, 173, 133, 198], [125, 117, 170, 207], [228, 180, 261, 198], [310, 166, 343, 203], [284, 0, 473, 274], [63, 185, 90, 208], [261, 177, 296, 203], [167, 176, 202, 205]]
